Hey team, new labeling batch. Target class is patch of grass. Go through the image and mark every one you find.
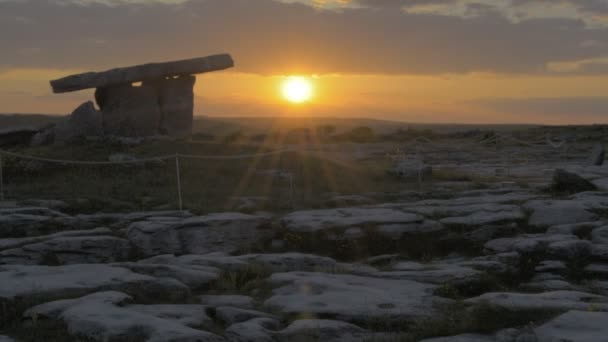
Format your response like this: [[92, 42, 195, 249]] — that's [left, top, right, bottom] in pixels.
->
[[208, 263, 273, 300], [434, 273, 510, 300], [4, 319, 95, 342], [432, 169, 473, 182], [277, 226, 475, 262], [39, 251, 62, 266], [364, 302, 560, 342]]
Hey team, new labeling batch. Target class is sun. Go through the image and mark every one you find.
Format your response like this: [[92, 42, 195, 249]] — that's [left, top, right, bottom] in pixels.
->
[[281, 76, 313, 103]]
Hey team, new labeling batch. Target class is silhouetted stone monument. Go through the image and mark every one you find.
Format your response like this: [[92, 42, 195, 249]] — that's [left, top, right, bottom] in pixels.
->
[[49, 54, 233, 139]]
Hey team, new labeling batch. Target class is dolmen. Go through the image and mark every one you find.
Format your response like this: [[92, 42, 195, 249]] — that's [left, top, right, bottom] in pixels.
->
[[35, 54, 234, 144]]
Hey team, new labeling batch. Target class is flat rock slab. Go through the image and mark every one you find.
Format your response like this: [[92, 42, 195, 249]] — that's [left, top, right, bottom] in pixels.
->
[[374, 260, 481, 284], [113, 262, 219, 289], [214, 306, 277, 326], [439, 208, 524, 226], [276, 319, 373, 342], [0, 264, 152, 301], [0, 227, 112, 251], [525, 199, 599, 227], [0, 235, 131, 265], [402, 191, 537, 207], [25, 291, 223, 342], [200, 295, 255, 309], [225, 318, 376, 342], [484, 234, 581, 256], [375, 220, 445, 240], [225, 317, 279, 342], [465, 291, 608, 312], [534, 310, 608, 342], [420, 334, 494, 342], [140, 252, 338, 273], [127, 213, 267, 257], [264, 272, 436, 322], [281, 208, 423, 232], [50, 54, 234, 93]]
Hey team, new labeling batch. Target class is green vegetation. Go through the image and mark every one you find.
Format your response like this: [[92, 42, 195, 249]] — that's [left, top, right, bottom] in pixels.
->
[[208, 263, 273, 300], [364, 302, 559, 341], [1, 138, 411, 214]]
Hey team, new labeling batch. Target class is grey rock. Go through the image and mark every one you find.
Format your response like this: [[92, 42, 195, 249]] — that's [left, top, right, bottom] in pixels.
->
[[374, 260, 481, 284], [224, 317, 279, 342], [54, 101, 103, 142], [546, 221, 604, 235], [128, 303, 213, 327], [0, 227, 112, 251], [114, 262, 219, 289], [126, 213, 266, 257], [24, 291, 224, 342], [155, 76, 195, 138], [200, 295, 255, 309], [0, 264, 151, 301], [586, 263, 608, 277], [140, 252, 338, 273], [524, 199, 598, 227], [51, 54, 234, 93], [484, 234, 579, 255], [592, 244, 608, 260], [214, 306, 277, 326], [391, 161, 432, 180], [276, 319, 371, 342], [97, 83, 162, 137], [546, 239, 592, 259], [420, 334, 494, 342], [588, 143, 605, 166], [264, 272, 436, 322], [0, 235, 131, 265], [376, 220, 445, 240], [465, 291, 608, 312], [591, 226, 608, 244], [550, 169, 597, 194], [0, 127, 39, 147], [535, 310, 608, 342], [439, 208, 524, 226], [281, 207, 423, 233]]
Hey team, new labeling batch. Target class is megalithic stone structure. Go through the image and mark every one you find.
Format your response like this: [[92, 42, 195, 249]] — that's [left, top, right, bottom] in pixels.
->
[[49, 54, 234, 139], [50, 54, 233, 93]]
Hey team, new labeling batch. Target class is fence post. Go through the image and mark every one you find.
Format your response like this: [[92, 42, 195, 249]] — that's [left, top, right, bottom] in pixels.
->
[[288, 172, 294, 209], [0, 154, 4, 202], [175, 155, 183, 211]]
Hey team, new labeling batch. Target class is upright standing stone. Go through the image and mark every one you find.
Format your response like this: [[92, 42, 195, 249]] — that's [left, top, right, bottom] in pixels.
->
[[96, 84, 161, 137], [588, 143, 605, 166], [152, 76, 196, 138]]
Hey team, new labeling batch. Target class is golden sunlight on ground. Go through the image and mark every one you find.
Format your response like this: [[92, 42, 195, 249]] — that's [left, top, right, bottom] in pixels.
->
[[281, 76, 314, 103]]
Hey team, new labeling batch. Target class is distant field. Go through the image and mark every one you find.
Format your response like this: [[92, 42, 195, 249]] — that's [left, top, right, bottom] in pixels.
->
[[0, 113, 538, 135]]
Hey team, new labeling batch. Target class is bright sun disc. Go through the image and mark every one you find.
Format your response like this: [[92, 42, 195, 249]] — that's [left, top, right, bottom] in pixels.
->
[[281, 76, 313, 103]]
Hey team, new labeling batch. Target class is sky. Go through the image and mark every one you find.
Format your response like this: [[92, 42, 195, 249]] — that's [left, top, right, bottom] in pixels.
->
[[1, 0, 608, 124]]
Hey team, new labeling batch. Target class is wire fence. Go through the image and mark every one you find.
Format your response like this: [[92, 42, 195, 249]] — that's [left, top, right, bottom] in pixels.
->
[[0, 132, 581, 211], [0, 148, 299, 212]]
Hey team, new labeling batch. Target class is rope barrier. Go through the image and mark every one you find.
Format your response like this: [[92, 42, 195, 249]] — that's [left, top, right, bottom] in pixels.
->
[[0, 132, 579, 207], [0, 148, 300, 165], [0, 147, 303, 207]]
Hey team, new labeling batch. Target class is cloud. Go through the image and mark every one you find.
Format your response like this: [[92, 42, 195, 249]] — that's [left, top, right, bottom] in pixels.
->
[[0, 0, 608, 75]]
